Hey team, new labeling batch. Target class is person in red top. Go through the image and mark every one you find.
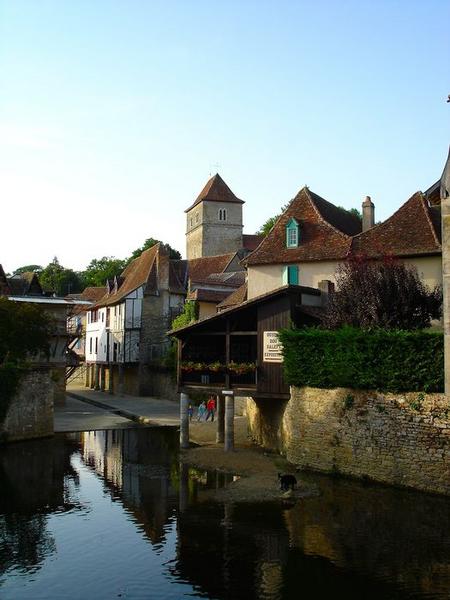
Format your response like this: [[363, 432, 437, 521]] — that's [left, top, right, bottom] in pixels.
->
[[205, 395, 216, 422]]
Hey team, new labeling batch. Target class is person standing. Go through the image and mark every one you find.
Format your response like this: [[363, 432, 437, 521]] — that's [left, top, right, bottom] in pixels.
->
[[197, 400, 206, 421], [205, 395, 216, 422]]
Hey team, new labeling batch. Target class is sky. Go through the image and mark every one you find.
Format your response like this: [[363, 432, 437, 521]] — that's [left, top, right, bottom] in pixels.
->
[[1, 0, 449, 273]]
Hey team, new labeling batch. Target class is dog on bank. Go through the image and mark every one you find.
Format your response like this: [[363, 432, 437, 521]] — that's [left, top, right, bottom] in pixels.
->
[[278, 472, 297, 492]]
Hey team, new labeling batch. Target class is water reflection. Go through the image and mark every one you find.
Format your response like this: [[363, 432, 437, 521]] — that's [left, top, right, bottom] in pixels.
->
[[0, 428, 450, 600]]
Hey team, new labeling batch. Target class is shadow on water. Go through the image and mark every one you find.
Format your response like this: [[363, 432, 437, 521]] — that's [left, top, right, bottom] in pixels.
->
[[1, 428, 450, 599]]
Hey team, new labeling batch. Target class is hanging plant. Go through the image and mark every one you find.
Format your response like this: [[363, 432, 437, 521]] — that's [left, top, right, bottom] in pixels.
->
[[228, 361, 256, 375]]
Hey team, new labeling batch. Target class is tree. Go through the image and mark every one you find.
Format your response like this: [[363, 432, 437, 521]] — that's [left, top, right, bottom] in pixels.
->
[[171, 301, 198, 330], [325, 256, 442, 330], [82, 256, 126, 287], [40, 257, 83, 296], [13, 265, 43, 276], [129, 238, 181, 262], [257, 203, 291, 236], [0, 298, 51, 420]]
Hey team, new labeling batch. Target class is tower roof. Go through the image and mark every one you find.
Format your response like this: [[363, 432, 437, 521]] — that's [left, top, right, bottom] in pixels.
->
[[185, 173, 244, 212]]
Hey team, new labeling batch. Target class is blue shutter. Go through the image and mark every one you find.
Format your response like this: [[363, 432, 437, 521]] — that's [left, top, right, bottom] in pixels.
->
[[288, 265, 299, 285]]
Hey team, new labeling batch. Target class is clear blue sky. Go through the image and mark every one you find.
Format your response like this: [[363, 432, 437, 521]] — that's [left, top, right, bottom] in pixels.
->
[[1, 0, 449, 272]]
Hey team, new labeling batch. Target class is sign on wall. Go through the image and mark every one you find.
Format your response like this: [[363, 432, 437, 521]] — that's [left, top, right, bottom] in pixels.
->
[[263, 331, 283, 363]]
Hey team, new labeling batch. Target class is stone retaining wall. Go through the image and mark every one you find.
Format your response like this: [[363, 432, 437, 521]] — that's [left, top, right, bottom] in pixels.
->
[[1, 369, 54, 443], [247, 387, 450, 496]]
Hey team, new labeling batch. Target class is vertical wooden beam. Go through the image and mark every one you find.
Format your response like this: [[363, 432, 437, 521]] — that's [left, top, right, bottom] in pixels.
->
[[216, 395, 225, 443], [224, 393, 235, 452], [94, 364, 100, 390], [177, 338, 182, 388], [180, 392, 190, 449]]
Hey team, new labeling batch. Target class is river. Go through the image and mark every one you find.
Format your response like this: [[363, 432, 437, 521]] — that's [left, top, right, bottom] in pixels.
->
[[1, 427, 449, 599]]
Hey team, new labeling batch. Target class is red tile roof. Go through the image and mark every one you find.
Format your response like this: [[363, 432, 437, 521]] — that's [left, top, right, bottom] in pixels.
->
[[246, 187, 358, 266], [188, 253, 236, 283], [217, 283, 248, 310], [187, 289, 231, 303], [92, 244, 160, 308], [185, 173, 244, 212], [243, 234, 264, 252], [351, 192, 441, 257]]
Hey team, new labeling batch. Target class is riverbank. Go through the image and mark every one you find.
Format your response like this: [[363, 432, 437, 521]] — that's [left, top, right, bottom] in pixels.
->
[[184, 417, 319, 502]]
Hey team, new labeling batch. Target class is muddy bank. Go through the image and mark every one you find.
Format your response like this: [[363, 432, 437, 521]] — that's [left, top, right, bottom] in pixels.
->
[[182, 417, 319, 502]]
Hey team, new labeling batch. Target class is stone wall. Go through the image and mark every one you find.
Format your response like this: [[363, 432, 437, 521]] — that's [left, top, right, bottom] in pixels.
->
[[247, 387, 450, 496], [0, 369, 54, 443], [146, 367, 178, 402]]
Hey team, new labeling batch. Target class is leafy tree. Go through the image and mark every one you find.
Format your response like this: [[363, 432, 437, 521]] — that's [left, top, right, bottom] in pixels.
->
[[325, 255, 442, 330], [129, 238, 181, 262], [337, 206, 362, 221], [0, 298, 51, 420], [82, 256, 126, 287], [13, 265, 43, 276], [0, 298, 50, 363], [40, 257, 83, 296], [257, 203, 291, 236], [171, 301, 198, 330]]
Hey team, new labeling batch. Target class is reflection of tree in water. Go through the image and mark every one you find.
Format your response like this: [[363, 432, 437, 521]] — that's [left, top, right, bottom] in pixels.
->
[[0, 434, 82, 578]]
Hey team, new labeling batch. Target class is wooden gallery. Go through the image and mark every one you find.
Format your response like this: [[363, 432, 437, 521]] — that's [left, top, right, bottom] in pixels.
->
[[170, 284, 325, 450]]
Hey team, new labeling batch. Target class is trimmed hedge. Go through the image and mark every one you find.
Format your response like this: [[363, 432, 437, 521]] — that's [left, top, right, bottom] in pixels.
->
[[279, 327, 444, 393]]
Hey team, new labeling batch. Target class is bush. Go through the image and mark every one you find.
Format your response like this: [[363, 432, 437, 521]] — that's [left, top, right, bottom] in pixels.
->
[[279, 327, 444, 393], [171, 301, 199, 330]]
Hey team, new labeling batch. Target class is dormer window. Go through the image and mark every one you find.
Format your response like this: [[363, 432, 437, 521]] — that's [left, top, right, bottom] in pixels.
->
[[286, 218, 299, 248], [218, 208, 227, 221]]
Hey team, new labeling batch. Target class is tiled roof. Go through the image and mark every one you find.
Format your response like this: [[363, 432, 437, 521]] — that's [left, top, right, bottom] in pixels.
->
[[246, 187, 357, 266], [80, 287, 106, 302], [187, 289, 231, 303], [201, 271, 246, 288], [7, 272, 43, 296], [351, 192, 441, 257], [92, 244, 160, 308], [217, 282, 248, 310], [188, 253, 236, 283], [243, 234, 264, 252], [185, 173, 244, 212], [169, 260, 188, 294]]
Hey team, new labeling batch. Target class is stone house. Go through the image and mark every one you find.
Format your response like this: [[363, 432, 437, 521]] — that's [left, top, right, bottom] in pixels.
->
[[84, 243, 186, 396], [245, 186, 442, 300]]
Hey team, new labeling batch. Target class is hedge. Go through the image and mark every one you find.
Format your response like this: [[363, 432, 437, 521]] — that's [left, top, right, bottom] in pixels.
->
[[279, 327, 444, 393]]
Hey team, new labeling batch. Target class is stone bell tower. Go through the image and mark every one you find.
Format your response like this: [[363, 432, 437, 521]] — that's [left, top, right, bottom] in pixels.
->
[[185, 173, 244, 259]]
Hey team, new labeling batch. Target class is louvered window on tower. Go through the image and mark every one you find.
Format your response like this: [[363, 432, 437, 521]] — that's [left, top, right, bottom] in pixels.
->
[[218, 208, 227, 221]]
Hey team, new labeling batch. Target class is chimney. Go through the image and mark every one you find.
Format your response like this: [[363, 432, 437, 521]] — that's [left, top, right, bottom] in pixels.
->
[[318, 280, 335, 307], [362, 196, 375, 232]]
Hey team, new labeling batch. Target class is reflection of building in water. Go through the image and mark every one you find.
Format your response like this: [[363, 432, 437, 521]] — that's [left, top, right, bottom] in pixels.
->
[[78, 428, 180, 545]]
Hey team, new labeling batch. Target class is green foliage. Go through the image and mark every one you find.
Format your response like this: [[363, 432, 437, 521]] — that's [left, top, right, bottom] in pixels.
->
[[343, 393, 355, 410], [40, 257, 83, 296], [0, 298, 51, 426], [326, 256, 442, 330], [257, 203, 291, 236], [82, 256, 126, 287], [337, 206, 362, 221], [13, 265, 43, 275], [279, 327, 444, 393], [129, 238, 181, 262], [171, 301, 199, 330]]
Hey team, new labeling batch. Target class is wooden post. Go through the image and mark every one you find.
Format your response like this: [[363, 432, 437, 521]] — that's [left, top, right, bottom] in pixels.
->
[[100, 365, 106, 391], [94, 364, 100, 390], [118, 364, 124, 395], [180, 392, 190, 449], [108, 363, 114, 394], [90, 365, 95, 388], [223, 391, 235, 452], [216, 395, 225, 443], [85, 363, 90, 387]]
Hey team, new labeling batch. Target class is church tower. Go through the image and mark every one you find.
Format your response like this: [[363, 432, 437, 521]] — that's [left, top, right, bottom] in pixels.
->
[[185, 173, 244, 259]]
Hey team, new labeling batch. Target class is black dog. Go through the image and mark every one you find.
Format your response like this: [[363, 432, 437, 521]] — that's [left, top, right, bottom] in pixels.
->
[[278, 473, 297, 491]]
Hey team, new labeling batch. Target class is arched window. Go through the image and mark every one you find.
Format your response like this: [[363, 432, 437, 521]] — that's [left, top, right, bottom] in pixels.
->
[[286, 218, 299, 248], [218, 208, 227, 221]]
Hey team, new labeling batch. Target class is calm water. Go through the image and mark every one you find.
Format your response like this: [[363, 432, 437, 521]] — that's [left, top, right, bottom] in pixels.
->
[[1, 428, 450, 600]]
